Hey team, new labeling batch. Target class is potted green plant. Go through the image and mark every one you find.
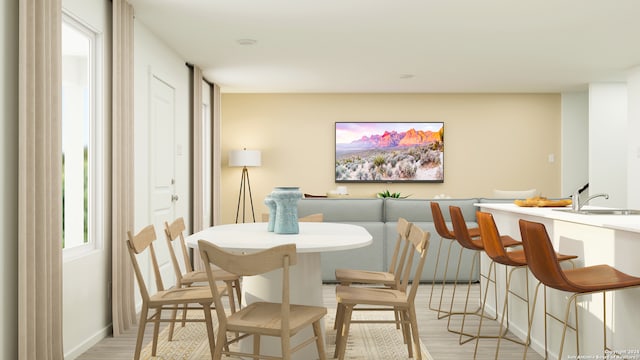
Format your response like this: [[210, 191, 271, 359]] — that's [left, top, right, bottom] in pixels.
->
[[377, 190, 410, 199]]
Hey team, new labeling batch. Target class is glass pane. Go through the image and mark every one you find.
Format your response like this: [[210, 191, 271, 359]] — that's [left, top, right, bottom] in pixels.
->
[[202, 81, 212, 226], [62, 21, 91, 249], [203, 102, 212, 226]]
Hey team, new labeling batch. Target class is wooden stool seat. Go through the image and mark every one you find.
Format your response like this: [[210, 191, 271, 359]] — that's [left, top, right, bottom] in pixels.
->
[[562, 264, 640, 291]]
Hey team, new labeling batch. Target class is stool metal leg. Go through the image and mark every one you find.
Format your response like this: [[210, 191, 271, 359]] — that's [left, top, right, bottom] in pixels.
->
[[446, 250, 499, 345], [429, 238, 457, 318], [472, 262, 530, 359]]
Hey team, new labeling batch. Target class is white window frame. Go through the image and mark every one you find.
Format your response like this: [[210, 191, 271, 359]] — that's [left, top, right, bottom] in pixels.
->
[[202, 80, 212, 227], [62, 11, 104, 261]]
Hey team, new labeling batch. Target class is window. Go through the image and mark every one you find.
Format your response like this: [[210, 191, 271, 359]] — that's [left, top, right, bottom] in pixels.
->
[[202, 81, 212, 226], [62, 13, 102, 258]]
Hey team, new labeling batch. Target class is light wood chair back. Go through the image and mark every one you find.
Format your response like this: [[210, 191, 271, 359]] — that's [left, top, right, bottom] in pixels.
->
[[164, 217, 192, 283], [202, 241, 297, 278], [127, 225, 164, 301], [401, 225, 430, 302], [389, 217, 412, 278], [199, 240, 327, 359]]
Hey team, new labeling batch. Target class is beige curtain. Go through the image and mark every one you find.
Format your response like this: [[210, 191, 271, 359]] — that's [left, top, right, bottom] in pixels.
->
[[18, 0, 63, 359], [111, 0, 137, 336], [192, 66, 204, 232]]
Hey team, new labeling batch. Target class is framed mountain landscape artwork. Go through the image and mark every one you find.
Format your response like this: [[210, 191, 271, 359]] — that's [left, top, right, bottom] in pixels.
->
[[335, 122, 444, 183]]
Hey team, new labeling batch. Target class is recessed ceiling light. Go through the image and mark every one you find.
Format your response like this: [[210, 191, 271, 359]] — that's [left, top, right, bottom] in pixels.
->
[[237, 39, 257, 46], [399, 74, 415, 79]]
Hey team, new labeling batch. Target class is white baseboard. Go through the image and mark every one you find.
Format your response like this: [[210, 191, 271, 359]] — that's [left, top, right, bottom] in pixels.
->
[[64, 324, 112, 360]]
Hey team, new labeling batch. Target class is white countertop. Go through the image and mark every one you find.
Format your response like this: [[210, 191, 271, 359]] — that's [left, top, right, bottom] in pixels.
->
[[186, 222, 373, 253], [476, 203, 640, 234]]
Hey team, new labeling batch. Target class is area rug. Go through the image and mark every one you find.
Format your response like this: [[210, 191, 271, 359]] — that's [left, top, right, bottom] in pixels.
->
[[140, 310, 433, 359]]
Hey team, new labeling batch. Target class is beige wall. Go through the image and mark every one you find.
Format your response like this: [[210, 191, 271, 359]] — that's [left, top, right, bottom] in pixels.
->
[[220, 93, 561, 224]]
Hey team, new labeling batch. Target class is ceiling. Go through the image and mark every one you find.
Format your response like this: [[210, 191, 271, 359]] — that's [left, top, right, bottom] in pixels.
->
[[128, 0, 640, 93]]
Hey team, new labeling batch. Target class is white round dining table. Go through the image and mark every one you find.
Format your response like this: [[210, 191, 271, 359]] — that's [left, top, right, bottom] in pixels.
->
[[185, 221, 372, 359]]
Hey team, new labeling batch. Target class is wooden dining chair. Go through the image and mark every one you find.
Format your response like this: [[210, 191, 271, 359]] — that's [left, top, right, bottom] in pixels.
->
[[163, 217, 241, 340], [298, 213, 324, 222], [334, 224, 430, 360], [519, 219, 640, 360], [198, 241, 327, 360], [262, 212, 324, 222], [428, 202, 481, 319], [127, 225, 220, 360], [335, 217, 411, 287], [334, 217, 412, 331]]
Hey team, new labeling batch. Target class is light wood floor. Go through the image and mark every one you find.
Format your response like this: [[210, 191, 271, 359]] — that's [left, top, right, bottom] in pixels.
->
[[77, 283, 543, 360]]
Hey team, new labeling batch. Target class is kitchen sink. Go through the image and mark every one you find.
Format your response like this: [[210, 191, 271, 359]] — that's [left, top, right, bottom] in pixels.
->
[[553, 208, 640, 215]]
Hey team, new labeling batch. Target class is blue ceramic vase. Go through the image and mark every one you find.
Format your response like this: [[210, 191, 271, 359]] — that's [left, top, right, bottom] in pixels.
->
[[264, 196, 277, 232], [270, 187, 302, 234]]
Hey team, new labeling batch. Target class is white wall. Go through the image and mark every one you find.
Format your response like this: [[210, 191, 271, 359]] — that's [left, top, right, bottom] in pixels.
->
[[61, 0, 112, 358], [133, 21, 190, 233], [133, 20, 191, 307], [134, 19, 190, 231], [627, 67, 640, 209], [588, 83, 628, 208], [560, 92, 589, 197], [0, 0, 18, 359]]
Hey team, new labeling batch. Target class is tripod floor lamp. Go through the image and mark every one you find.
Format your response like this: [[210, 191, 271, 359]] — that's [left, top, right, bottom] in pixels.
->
[[229, 149, 261, 223]]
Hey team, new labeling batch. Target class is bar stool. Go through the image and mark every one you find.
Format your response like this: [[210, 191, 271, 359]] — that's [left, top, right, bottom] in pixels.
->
[[475, 212, 577, 359], [448, 206, 522, 344], [519, 219, 640, 360], [428, 202, 481, 319]]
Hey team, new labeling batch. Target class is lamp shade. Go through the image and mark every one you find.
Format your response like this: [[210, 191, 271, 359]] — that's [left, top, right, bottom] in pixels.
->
[[229, 149, 262, 167]]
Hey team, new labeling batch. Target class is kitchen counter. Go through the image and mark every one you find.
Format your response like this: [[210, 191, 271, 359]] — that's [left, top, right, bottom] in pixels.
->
[[477, 202, 640, 233], [475, 202, 640, 359]]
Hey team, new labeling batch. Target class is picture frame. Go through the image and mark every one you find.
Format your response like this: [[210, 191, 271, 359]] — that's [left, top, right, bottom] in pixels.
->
[[335, 122, 444, 183]]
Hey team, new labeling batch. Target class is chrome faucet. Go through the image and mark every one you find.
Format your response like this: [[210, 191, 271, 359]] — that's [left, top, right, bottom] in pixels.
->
[[572, 189, 609, 211]]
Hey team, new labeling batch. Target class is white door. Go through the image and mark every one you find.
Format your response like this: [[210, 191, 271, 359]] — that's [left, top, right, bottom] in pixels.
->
[[149, 74, 178, 287]]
